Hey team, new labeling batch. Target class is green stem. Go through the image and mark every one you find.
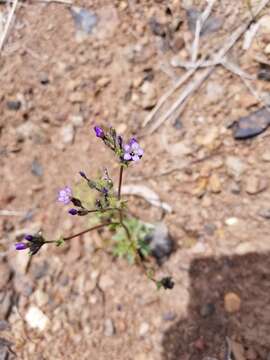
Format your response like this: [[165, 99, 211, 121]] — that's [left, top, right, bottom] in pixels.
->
[[63, 222, 118, 241], [45, 222, 119, 244]]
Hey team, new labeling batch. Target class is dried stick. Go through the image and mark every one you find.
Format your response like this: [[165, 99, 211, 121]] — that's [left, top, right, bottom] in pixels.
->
[[142, 68, 196, 128], [191, 0, 217, 63], [0, 0, 19, 52], [145, 0, 270, 134]]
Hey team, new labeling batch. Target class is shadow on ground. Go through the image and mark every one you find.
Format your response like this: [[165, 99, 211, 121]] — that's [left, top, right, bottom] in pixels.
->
[[162, 253, 270, 360]]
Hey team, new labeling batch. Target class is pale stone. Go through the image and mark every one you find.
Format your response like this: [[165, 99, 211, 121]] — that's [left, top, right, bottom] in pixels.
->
[[25, 306, 49, 331]]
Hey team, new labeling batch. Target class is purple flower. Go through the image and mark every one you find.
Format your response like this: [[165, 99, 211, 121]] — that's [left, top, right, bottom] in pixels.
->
[[58, 187, 72, 205], [24, 234, 33, 241], [123, 138, 144, 162], [68, 208, 78, 216], [15, 242, 29, 251], [94, 126, 105, 138]]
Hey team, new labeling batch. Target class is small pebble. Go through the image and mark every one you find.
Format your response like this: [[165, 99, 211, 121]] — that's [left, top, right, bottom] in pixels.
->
[[163, 312, 176, 321], [200, 303, 215, 318], [31, 159, 43, 177], [225, 217, 238, 226], [60, 124, 75, 145], [104, 318, 115, 337], [224, 292, 241, 313], [25, 306, 49, 331], [0, 320, 10, 332], [139, 322, 149, 337], [7, 100, 21, 111]]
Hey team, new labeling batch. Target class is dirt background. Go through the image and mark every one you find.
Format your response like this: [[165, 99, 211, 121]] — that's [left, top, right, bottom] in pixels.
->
[[1, 0, 270, 359]]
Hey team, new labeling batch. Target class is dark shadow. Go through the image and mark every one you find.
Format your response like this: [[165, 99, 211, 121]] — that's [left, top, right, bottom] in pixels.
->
[[162, 253, 270, 360]]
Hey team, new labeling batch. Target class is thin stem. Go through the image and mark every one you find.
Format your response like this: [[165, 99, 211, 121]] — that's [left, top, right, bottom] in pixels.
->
[[118, 165, 124, 200], [64, 222, 119, 241], [85, 207, 118, 214]]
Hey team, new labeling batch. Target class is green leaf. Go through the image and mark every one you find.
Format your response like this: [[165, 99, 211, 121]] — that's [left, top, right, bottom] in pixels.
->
[[56, 237, 65, 247]]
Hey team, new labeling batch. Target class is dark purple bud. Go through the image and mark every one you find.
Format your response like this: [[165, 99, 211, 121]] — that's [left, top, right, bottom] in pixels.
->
[[68, 208, 78, 216], [71, 197, 83, 208], [15, 242, 28, 251], [24, 234, 34, 241], [94, 126, 105, 138], [117, 135, 123, 149], [79, 171, 87, 179], [101, 187, 108, 195]]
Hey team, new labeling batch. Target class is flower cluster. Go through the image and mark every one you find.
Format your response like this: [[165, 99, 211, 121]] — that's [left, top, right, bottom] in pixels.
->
[[14, 124, 174, 291], [15, 233, 45, 256], [94, 126, 143, 164]]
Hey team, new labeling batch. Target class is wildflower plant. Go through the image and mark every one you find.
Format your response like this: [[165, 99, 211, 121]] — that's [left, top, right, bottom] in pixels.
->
[[15, 126, 174, 290]]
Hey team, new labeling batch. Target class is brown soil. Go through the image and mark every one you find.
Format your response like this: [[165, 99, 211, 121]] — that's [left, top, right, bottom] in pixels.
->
[[1, 0, 270, 359]]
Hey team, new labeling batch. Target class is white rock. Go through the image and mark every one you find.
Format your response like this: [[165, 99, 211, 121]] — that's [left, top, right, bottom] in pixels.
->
[[60, 124, 75, 145], [225, 217, 239, 226], [33, 290, 49, 307], [70, 115, 84, 128], [25, 306, 49, 331], [104, 318, 115, 336], [226, 156, 246, 179], [139, 322, 149, 337]]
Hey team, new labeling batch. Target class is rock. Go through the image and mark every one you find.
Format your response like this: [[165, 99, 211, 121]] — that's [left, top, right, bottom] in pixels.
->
[[206, 81, 224, 104], [31, 159, 43, 177], [258, 208, 270, 219], [265, 44, 270, 54], [224, 292, 241, 313], [140, 81, 157, 110], [258, 64, 270, 81], [173, 118, 183, 130], [163, 312, 177, 321], [262, 151, 270, 162], [99, 274, 114, 291], [0, 338, 13, 360], [204, 223, 217, 236], [226, 156, 245, 179], [6, 100, 21, 111], [25, 306, 49, 331], [60, 124, 75, 145], [39, 73, 50, 85], [69, 92, 85, 103], [245, 176, 267, 194], [195, 126, 219, 148], [70, 7, 98, 34], [208, 173, 221, 193], [200, 303, 215, 318], [145, 222, 174, 264], [0, 291, 13, 319], [0, 263, 11, 289], [225, 217, 239, 226], [170, 35, 185, 52], [104, 318, 115, 337], [94, 5, 120, 40], [148, 17, 166, 37], [96, 77, 110, 88], [33, 290, 49, 307], [139, 322, 149, 337], [16, 122, 48, 144], [230, 107, 270, 139], [0, 321, 10, 332], [70, 114, 84, 128]]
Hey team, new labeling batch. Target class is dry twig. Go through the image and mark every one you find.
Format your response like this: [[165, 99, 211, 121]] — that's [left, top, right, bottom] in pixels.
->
[[0, 0, 19, 52], [143, 0, 270, 135]]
